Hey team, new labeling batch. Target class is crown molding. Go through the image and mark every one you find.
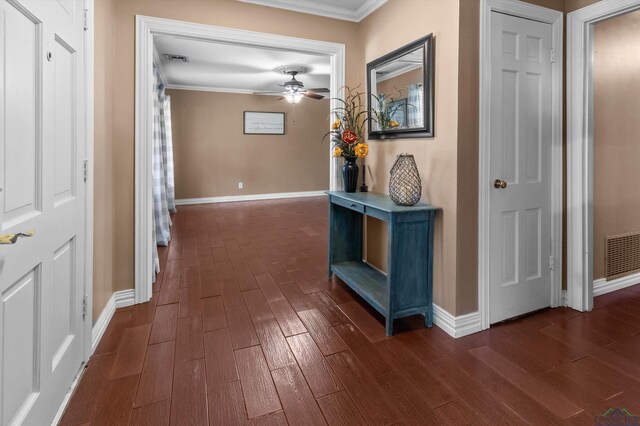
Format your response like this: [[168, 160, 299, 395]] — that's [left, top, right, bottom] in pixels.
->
[[165, 84, 328, 98], [164, 84, 259, 94], [354, 0, 387, 21], [239, 0, 387, 22], [376, 63, 422, 83]]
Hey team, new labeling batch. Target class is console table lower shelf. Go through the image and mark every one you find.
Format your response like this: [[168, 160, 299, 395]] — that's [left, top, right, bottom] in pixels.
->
[[331, 261, 387, 314], [327, 191, 441, 336]]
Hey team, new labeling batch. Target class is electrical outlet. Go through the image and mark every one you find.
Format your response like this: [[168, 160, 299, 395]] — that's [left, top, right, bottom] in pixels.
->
[[238, 182, 243, 189]]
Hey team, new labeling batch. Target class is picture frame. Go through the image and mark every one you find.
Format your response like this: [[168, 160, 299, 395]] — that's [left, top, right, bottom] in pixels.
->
[[243, 111, 285, 135], [367, 34, 434, 139]]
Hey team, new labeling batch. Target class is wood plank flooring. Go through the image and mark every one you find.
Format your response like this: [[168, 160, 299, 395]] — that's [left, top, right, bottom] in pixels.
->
[[61, 197, 640, 425]]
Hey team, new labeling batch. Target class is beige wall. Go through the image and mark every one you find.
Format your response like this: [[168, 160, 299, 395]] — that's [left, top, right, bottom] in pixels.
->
[[167, 90, 330, 198], [93, 0, 116, 321], [93, 0, 623, 319], [363, 0, 565, 315], [360, 0, 461, 313], [593, 10, 640, 279], [455, 0, 480, 315]]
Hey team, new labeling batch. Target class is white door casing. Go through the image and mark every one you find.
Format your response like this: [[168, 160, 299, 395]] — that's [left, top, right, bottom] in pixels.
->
[[0, 0, 86, 424], [488, 11, 553, 324], [135, 16, 345, 304], [479, 0, 563, 330], [567, 0, 640, 312]]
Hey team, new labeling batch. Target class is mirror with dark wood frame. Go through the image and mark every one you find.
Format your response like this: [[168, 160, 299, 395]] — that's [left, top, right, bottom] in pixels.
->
[[367, 34, 434, 139]]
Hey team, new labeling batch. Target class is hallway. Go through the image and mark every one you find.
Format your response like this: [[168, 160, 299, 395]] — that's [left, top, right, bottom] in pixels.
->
[[60, 197, 640, 425]]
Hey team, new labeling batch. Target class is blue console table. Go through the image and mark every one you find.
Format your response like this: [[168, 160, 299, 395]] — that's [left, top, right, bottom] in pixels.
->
[[327, 191, 441, 336]]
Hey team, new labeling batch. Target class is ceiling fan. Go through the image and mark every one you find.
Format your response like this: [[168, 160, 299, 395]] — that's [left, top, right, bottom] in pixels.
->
[[257, 65, 329, 103]]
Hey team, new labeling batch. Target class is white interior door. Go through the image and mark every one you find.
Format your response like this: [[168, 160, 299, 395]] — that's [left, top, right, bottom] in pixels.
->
[[489, 12, 553, 324], [0, 0, 86, 424]]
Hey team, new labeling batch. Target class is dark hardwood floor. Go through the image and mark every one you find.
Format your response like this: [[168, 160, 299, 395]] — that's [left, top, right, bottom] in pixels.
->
[[60, 197, 640, 425]]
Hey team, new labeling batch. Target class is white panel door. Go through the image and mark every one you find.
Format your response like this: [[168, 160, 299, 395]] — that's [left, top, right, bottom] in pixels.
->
[[489, 12, 553, 324], [0, 0, 86, 424]]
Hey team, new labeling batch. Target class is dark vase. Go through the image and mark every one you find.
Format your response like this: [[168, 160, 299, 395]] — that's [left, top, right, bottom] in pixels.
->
[[342, 157, 359, 193]]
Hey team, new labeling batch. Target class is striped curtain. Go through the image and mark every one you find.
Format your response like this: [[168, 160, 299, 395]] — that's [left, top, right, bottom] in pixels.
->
[[407, 83, 424, 128], [151, 67, 176, 279], [163, 96, 176, 213]]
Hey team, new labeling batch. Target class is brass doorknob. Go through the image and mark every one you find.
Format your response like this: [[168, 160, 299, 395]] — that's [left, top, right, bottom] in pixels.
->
[[0, 230, 35, 244], [494, 179, 507, 189]]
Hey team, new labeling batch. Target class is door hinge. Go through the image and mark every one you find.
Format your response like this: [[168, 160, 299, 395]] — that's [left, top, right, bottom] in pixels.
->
[[549, 255, 555, 270], [82, 295, 88, 320], [550, 48, 556, 63], [83, 160, 88, 182], [84, 9, 89, 31]]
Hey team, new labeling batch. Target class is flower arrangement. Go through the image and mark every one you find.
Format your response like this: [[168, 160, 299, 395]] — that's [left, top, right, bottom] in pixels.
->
[[370, 93, 403, 131], [324, 87, 369, 160]]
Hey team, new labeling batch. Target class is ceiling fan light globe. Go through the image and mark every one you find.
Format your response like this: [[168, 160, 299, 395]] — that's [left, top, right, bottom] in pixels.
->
[[284, 92, 303, 104]]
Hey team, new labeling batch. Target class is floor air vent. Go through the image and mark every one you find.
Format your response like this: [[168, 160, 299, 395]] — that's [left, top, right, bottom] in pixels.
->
[[606, 232, 640, 280]]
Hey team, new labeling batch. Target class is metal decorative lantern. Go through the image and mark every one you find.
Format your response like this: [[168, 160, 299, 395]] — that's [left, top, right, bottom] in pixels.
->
[[389, 154, 422, 206]]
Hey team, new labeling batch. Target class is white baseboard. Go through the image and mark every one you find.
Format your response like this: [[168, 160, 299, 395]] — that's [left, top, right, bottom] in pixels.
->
[[175, 190, 327, 206], [432, 303, 482, 338], [593, 272, 640, 297], [91, 289, 135, 353]]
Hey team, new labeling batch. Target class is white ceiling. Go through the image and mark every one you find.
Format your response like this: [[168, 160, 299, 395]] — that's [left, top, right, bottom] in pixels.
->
[[376, 48, 423, 82], [154, 35, 331, 95], [238, 0, 387, 22]]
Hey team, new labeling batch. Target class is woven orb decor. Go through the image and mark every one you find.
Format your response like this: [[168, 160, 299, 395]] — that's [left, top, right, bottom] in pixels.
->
[[389, 154, 422, 206]]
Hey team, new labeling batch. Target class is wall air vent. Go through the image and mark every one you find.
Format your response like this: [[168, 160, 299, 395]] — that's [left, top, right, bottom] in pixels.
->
[[164, 54, 190, 63], [605, 232, 640, 280]]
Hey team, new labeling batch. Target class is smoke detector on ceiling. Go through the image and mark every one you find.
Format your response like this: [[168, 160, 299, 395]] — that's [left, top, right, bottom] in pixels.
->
[[164, 54, 190, 63]]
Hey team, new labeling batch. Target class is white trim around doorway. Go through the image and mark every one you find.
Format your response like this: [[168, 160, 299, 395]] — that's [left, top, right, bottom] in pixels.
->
[[566, 0, 640, 312], [135, 16, 345, 304], [83, 0, 95, 362], [478, 0, 564, 330], [54, 1, 95, 422]]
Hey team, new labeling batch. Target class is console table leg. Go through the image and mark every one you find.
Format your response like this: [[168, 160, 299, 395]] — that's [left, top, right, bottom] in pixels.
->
[[385, 317, 394, 336], [425, 307, 433, 328]]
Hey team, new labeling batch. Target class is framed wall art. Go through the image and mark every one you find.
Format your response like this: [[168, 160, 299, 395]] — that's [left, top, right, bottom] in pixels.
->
[[243, 111, 285, 135]]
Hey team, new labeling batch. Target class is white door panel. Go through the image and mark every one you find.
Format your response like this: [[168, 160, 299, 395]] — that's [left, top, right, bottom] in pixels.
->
[[1, 268, 39, 426], [53, 35, 77, 206], [489, 12, 552, 324], [0, 0, 86, 424], [1, 1, 42, 230]]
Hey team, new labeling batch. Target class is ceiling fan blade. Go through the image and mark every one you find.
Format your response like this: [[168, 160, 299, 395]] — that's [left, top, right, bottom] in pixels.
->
[[305, 88, 330, 93], [304, 92, 324, 100]]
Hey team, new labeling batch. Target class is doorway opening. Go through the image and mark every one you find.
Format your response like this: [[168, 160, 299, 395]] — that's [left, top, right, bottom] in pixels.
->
[[567, 0, 640, 311], [135, 16, 345, 304]]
